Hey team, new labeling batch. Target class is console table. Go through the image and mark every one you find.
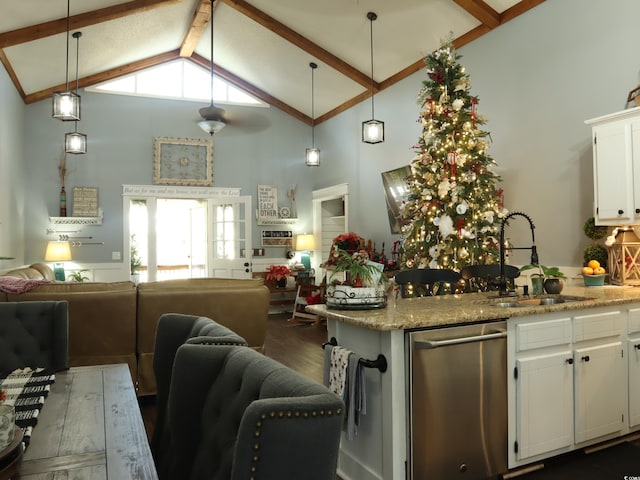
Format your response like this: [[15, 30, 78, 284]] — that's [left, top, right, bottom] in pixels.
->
[[18, 364, 157, 479]]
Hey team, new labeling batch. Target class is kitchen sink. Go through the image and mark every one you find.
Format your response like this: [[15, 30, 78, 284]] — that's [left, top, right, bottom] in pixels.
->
[[490, 295, 593, 308]]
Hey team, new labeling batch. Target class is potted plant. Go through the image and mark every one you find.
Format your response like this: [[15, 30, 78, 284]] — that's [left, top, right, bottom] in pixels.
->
[[328, 248, 383, 287], [519, 264, 567, 294], [130, 236, 143, 284], [67, 269, 89, 282], [583, 217, 608, 269], [265, 265, 292, 288]]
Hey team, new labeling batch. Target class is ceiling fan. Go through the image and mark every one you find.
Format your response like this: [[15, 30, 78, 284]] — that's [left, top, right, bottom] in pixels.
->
[[198, 0, 227, 135]]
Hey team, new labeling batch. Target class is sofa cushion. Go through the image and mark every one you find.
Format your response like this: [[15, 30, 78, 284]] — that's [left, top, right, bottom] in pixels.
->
[[2, 263, 55, 281], [138, 277, 265, 290]]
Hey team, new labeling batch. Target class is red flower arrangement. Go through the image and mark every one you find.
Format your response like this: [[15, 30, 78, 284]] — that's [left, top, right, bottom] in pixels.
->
[[332, 232, 364, 253], [265, 265, 292, 281]]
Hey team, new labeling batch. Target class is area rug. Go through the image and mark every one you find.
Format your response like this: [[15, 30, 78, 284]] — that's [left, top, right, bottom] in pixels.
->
[[0, 367, 55, 448], [516, 441, 640, 480]]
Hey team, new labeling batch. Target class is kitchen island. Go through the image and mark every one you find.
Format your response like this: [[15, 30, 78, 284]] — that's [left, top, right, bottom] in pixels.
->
[[307, 285, 640, 480]]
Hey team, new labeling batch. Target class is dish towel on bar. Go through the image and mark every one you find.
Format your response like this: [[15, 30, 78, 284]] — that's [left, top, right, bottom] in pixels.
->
[[346, 354, 366, 441], [323, 345, 367, 440], [327, 346, 351, 398]]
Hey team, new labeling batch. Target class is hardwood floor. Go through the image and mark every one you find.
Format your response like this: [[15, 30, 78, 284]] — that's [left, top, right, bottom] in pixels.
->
[[139, 312, 328, 440]]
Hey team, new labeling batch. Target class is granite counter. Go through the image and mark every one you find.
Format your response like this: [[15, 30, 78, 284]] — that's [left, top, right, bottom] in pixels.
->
[[306, 284, 640, 331]]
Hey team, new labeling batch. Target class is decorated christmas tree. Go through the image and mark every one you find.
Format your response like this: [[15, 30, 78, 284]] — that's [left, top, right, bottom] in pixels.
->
[[400, 37, 507, 270]]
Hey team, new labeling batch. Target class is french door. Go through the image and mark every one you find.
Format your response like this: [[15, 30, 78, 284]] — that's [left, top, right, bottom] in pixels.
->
[[209, 196, 252, 278], [124, 187, 252, 281]]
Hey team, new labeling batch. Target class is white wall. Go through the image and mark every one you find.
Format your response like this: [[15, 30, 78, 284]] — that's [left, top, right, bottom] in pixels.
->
[[22, 92, 318, 265], [7, 0, 640, 271], [0, 63, 25, 269], [312, 0, 640, 269]]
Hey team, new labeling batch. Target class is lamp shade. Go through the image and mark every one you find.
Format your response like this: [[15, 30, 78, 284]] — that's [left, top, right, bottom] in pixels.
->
[[45, 241, 72, 262], [296, 234, 316, 251]]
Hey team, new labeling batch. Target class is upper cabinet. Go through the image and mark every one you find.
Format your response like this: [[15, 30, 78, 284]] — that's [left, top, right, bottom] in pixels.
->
[[586, 107, 640, 225]]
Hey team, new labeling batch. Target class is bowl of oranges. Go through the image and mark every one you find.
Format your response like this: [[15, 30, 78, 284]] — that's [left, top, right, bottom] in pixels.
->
[[582, 260, 606, 286]]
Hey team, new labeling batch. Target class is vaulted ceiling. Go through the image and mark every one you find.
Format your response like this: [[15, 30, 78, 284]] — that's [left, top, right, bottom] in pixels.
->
[[0, 0, 544, 126]]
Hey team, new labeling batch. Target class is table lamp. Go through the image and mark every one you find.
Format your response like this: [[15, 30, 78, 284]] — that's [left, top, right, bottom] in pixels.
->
[[44, 241, 72, 281], [295, 234, 316, 271]]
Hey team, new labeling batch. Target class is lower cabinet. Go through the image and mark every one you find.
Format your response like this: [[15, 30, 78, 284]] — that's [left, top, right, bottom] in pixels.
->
[[628, 308, 640, 428], [509, 307, 626, 468]]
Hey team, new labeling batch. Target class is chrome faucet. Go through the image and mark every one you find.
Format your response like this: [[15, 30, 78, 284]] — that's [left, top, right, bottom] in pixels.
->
[[498, 211, 539, 297]]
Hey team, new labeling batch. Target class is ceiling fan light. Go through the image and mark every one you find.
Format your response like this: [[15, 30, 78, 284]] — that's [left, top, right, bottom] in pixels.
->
[[198, 118, 226, 135], [305, 147, 320, 166], [362, 119, 384, 144], [65, 131, 87, 154], [52, 91, 80, 121]]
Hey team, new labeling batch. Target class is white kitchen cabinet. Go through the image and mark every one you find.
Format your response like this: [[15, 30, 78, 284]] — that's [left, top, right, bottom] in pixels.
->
[[573, 342, 624, 442], [508, 308, 625, 467], [585, 107, 640, 225], [628, 308, 640, 427], [515, 351, 573, 458]]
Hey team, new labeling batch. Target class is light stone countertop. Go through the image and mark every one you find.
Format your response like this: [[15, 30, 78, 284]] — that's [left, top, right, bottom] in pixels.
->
[[306, 284, 640, 331]]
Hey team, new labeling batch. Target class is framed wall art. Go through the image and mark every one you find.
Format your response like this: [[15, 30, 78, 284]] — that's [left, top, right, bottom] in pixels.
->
[[153, 137, 213, 186]]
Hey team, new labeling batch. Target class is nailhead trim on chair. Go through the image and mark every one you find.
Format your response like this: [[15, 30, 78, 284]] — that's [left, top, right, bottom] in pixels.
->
[[249, 408, 343, 479]]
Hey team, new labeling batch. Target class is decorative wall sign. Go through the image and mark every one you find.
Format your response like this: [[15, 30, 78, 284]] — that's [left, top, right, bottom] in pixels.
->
[[257, 185, 278, 222], [72, 187, 99, 217], [261, 230, 293, 247], [153, 137, 213, 186]]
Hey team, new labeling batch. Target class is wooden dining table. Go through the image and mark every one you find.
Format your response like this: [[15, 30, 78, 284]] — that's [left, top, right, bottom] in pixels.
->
[[16, 364, 158, 479]]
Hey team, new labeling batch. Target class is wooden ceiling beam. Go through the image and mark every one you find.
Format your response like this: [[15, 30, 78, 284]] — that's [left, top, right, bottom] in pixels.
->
[[453, 0, 500, 29], [0, 0, 184, 48], [222, 0, 376, 89], [179, 0, 214, 57]]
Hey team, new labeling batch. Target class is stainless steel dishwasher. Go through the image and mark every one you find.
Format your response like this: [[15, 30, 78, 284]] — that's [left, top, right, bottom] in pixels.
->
[[407, 321, 508, 480]]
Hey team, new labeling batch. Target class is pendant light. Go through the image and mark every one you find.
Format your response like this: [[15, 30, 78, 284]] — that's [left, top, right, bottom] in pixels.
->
[[65, 31, 87, 154], [362, 11, 384, 144], [198, 0, 227, 135], [305, 62, 320, 167], [52, 0, 80, 121]]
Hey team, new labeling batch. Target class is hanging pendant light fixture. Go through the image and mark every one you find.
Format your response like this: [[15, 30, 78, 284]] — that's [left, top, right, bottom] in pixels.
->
[[305, 62, 320, 167], [65, 31, 86, 154], [198, 0, 227, 135], [362, 11, 384, 144], [52, 0, 80, 121]]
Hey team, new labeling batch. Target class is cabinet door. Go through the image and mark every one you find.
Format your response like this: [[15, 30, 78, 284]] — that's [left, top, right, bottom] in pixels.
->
[[516, 352, 573, 459], [628, 337, 640, 427], [592, 120, 634, 224], [632, 119, 640, 220], [574, 341, 624, 443]]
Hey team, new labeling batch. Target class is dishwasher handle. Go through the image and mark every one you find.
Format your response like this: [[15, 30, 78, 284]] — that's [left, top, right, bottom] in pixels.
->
[[414, 330, 507, 350]]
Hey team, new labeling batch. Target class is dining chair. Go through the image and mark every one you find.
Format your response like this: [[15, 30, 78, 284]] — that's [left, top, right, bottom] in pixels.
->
[[394, 268, 462, 297], [460, 264, 521, 293], [0, 301, 68, 375], [151, 313, 248, 465], [157, 344, 344, 480]]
